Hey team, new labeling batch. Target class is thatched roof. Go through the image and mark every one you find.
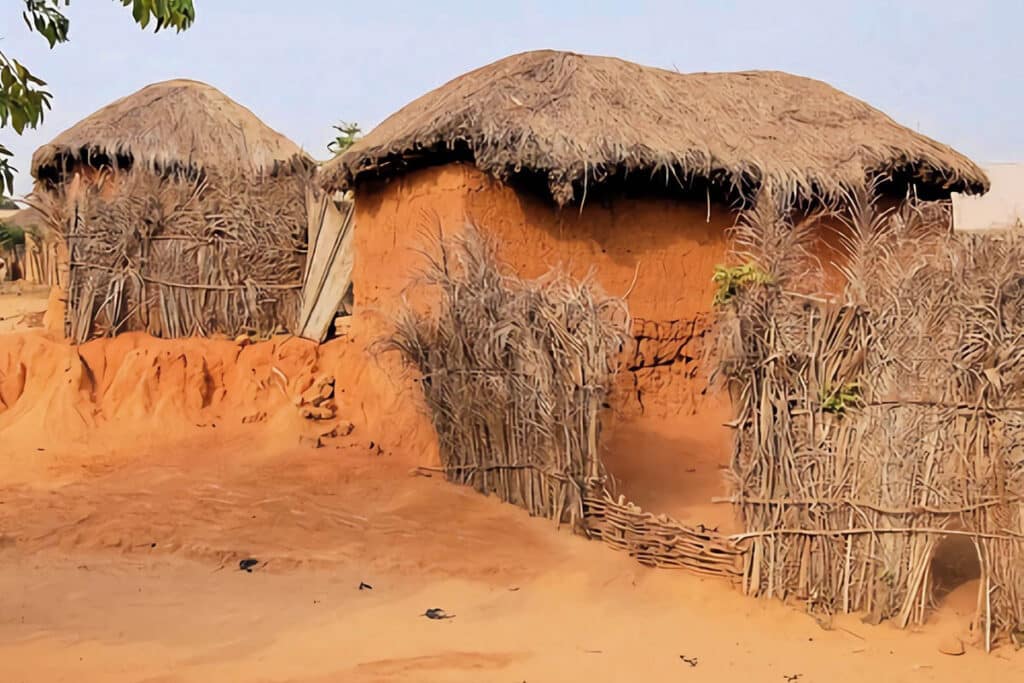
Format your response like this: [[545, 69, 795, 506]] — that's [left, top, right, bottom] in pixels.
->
[[321, 50, 988, 206], [32, 79, 310, 180]]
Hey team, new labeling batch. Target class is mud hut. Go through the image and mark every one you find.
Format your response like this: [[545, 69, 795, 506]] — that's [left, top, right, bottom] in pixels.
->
[[318, 49, 987, 454], [30, 79, 318, 342]]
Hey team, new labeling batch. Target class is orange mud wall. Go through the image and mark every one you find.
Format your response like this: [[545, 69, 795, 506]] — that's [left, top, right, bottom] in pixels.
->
[[351, 163, 744, 466], [350, 163, 871, 471], [0, 331, 364, 454]]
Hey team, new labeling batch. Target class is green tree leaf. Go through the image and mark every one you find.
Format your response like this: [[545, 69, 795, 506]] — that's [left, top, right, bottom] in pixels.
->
[[119, 0, 196, 33]]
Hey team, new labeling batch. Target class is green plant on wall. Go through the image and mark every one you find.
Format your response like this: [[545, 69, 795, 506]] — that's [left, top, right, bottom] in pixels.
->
[[712, 262, 773, 305], [820, 381, 862, 415]]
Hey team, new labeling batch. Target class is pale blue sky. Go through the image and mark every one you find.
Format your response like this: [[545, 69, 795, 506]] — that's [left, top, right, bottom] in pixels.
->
[[2, 1, 1021, 196]]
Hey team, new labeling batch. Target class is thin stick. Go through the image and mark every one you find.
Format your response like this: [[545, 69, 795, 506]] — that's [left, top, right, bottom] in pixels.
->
[[732, 527, 1024, 542]]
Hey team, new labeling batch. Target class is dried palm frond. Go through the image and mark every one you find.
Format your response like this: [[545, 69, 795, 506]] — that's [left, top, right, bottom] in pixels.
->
[[835, 179, 896, 304], [719, 188, 1024, 649], [385, 224, 629, 527], [728, 187, 820, 289]]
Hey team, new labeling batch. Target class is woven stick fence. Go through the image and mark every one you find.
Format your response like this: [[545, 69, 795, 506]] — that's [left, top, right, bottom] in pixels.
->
[[32, 167, 310, 342], [582, 494, 745, 579], [392, 226, 745, 580], [717, 188, 1024, 649]]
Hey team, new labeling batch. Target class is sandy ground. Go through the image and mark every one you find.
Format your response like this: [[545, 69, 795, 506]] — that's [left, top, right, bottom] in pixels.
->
[[603, 409, 737, 532], [0, 429, 1021, 682], [0, 305, 1021, 681], [0, 282, 48, 333]]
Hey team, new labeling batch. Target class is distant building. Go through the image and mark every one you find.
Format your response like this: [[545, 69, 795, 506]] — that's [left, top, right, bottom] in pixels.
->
[[953, 163, 1023, 231]]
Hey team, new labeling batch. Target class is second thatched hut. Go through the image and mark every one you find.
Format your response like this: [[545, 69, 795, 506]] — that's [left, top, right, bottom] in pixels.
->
[[30, 79, 317, 342]]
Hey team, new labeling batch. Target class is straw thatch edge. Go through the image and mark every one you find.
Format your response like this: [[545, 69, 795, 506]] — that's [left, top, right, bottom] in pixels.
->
[[320, 51, 988, 206], [31, 79, 314, 182]]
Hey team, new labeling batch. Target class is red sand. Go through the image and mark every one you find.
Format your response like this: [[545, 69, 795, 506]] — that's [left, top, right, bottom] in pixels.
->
[[0, 327, 431, 466], [1, 328, 1021, 680], [0, 283, 48, 334]]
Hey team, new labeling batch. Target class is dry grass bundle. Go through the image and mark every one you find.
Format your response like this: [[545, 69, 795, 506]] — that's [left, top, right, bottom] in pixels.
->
[[388, 225, 629, 526], [718, 192, 1024, 649], [34, 167, 309, 342], [321, 50, 987, 205]]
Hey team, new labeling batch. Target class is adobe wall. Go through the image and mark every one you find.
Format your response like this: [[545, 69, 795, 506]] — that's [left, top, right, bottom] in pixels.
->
[[355, 165, 734, 389], [457, 167, 735, 417], [348, 162, 871, 463], [349, 163, 737, 462]]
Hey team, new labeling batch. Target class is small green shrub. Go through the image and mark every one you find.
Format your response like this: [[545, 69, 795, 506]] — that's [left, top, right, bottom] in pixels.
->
[[712, 263, 773, 305], [820, 381, 862, 415]]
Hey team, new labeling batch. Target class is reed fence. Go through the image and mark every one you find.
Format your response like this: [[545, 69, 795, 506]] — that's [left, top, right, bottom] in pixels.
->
[[717, 188, 1024, 649], [32, 167, 310, 342], [390, 204, 1024, 649], [582, 494, 745, 579], [389, 226, 628, 527]]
